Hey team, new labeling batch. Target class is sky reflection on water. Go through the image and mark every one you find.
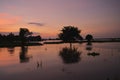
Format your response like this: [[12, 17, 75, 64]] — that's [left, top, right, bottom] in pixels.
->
[[0, 43, 120, 80]]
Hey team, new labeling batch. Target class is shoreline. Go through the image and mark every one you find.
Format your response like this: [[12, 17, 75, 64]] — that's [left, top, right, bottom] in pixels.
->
[[0, 40, 120, 47], [0, 42, 42, 47]]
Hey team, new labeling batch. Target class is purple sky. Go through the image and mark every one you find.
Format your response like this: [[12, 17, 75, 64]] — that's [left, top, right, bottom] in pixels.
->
[[0, 0, 120, 38]]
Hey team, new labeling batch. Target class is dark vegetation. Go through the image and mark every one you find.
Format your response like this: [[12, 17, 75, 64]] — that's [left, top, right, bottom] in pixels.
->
[[0, 26, 120, 47], [58, 26, 83, 47], [0, 28, 41, 47], [85, 34, 93, 45], [85, 34, 93, 42]]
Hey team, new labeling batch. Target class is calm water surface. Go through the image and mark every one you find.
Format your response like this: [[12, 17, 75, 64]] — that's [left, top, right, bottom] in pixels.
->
[[0, 43, 120, 80]]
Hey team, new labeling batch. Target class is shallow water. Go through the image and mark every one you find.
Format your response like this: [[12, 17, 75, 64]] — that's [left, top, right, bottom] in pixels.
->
[[0, 42, 120, 80]]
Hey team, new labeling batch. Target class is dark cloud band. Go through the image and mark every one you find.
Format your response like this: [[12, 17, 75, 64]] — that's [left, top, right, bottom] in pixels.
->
[[28, 22, 44, 26]]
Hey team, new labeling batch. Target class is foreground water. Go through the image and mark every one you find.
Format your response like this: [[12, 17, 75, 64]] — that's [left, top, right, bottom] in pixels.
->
[[0, 42, 120, 80]]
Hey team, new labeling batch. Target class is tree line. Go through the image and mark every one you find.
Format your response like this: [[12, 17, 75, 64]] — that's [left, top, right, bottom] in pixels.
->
[[0, 26, 93, 45], [0, 28, 41, 44]]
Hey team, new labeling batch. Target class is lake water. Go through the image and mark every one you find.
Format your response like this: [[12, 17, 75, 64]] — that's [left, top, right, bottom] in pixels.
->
[[0, 42, 120, 80]]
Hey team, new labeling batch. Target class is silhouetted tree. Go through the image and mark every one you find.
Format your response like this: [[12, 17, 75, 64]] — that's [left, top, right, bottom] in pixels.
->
[[28, 35, 41, 41], [0, 34, 3, 42], [58, 26, 83, 47], [7, 32, 15, 43], [85, 34, 93, 45], [0, 28, 42, 46], [19, 28, 32, 45]]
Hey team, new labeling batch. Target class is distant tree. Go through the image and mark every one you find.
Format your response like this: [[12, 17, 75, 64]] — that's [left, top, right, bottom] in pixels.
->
[[85, 34, 93, 45], [28, 35, 42, 41], [0, 34, 2, 42], [0, 28, 42, 45], [14, 35, 21, 42], [58, 26, 83, 47], [0, 34, 2, 37], [35, 35, 41, 41], [19, 28, 32, 45], [7, 32, 15, 43]]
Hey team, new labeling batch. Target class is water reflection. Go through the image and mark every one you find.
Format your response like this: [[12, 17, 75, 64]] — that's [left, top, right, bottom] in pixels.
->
[[19, 46, 32, 63], [86, 45, 92, 51], [7, 46, 15, 54], [87, 52, 100, 57], [59, 47, 81, 64], [86, 42, 92, 46], [36, 60, 43, 69], [86, 43, 100, 57], [0, 43, 120, 80], [86, 43, 92, 53]]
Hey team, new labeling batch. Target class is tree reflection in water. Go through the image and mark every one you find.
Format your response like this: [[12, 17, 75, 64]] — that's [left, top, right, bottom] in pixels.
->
[[7, 46, 15, 54], [87, 52, 100, 57], [59, 47, 81, 64], [86, 43, 100, 57], [19, 46, 32, 63], [86, 45, 92, 51]]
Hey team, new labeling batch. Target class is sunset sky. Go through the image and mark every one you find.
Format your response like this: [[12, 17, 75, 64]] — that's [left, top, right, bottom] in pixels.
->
[[0, 0, 120, 38]]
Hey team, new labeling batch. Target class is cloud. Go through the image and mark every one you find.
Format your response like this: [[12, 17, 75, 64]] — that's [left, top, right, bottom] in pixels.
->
[[28, 22, 45, 26]]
